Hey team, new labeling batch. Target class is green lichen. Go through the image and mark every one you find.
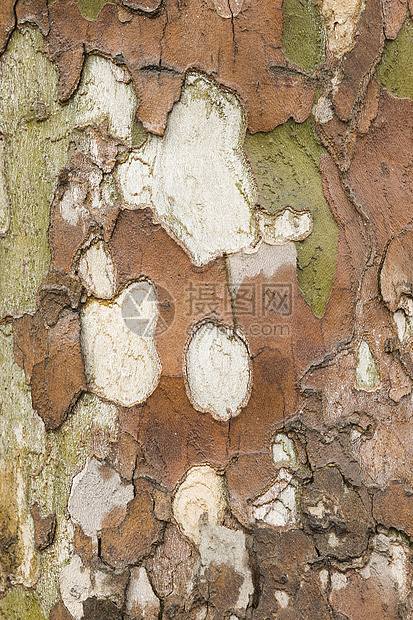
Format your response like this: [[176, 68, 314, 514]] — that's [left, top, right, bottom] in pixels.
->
[[376, 17, 413, 100], [0, 29, 137, 317], [245, 117, 338, 318], [0, 29, 134, 617], [0, 30, 67, 317], [76, 0, 112, 20], [30, 393, 118, 613], [283, 0, 325, 72], [0, 327, 118, 616], [0, 325, 46, 596], [0, 587, 47, 620], [49, 0, 112, 17], [132, 119, 148, 148]]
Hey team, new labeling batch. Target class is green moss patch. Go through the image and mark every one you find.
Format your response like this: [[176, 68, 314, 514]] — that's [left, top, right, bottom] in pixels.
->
[[245, 118, 338, 317], [376, 17, 413, 100]]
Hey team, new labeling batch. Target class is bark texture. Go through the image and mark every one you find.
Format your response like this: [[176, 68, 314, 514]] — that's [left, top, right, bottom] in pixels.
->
[[1, 0, 413, 618]]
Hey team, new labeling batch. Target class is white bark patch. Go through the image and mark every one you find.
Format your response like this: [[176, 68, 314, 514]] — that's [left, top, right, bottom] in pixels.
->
[[393, 308, 413, 344], [185, 322, 251, 421], [125, 567, 160, 619], [81, 280, 161, 406], [0, 135, 10, 235], [394, 309, 408, 342], [390, 542, 410, 599], [331, 572, 347, 591], [228, 242, 297, 294], [272, 433, 299, 469], [172, 465, 228, 545], [253, 432, 300, 527], [274, 591, 290, 609], [328, 532, 340, 547], [67, 457, 134, 538], [60, 554, 128, 619], [355, 338, 381, 391], [117, 72, 258, 265], [60, 555, 92, 620], [319, 569, 329, 590], [59, 181, 88, 226], [358, 534, 411, 602], [199, 521, 254, 613], [308, 500, 330, 519], [75, 55, 137, 143], [252, 468, 299, 527], [92, 565, 127, 608], [313, 95, 335, 124], [78, 241, 117, 299], [256, 207, 313, 246]]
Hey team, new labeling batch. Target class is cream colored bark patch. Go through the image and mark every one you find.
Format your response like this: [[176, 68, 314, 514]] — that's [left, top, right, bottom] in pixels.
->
[[60, 555, 92, 620], [331, 572, 347, 591], [253, 437, 300, 527], [0, 135, 10, 236], [320, 0, 365, 58], [81, 280, 161, 406], [274, 591, 290, 609], [313, 95, 335, 124], [78, 241, 117, 299], [252, 468, 299, 527], [117, 72, 257, 265], [356, 534, 412, 603], [228, 242, 297, 294], [355, 338, 381, 391], [75, 55, 137, 143], [393, 307, 413, 343], [60, 553, 128, 620], [172, 465, 228, 545], [256, 207, 313, 246], [272, 433, 299, 469], [67, 457, 134, 538], [59, 180, 88, 227], [125, 567, 160, 619], [185, 321, 251, 421]]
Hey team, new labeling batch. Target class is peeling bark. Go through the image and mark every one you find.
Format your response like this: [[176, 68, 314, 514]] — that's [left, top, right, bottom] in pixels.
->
[[1, 0, 413, 617]]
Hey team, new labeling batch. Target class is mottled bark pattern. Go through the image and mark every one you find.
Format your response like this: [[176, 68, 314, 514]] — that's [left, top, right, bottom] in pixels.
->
[[1, 0, 413, 618]]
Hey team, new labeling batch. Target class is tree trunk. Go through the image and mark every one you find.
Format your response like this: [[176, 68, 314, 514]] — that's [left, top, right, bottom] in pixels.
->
[[1, 0, 413, 618]]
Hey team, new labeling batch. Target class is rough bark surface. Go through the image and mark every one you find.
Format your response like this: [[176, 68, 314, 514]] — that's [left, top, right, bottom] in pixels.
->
[[1, 0, 413, 618]]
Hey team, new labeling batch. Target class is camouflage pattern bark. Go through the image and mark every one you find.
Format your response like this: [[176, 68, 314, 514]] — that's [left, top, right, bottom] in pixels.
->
[[1, 0, 413, 618]]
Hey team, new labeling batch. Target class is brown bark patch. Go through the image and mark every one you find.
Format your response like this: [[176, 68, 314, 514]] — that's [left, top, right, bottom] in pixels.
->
[[100, 484, 165, 570], [30, 501, 56, 551], [301, 465, 373, 560], [14, 310, 86, 430], [46, 0, 315, 134], [373, 480, 413, 536]]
